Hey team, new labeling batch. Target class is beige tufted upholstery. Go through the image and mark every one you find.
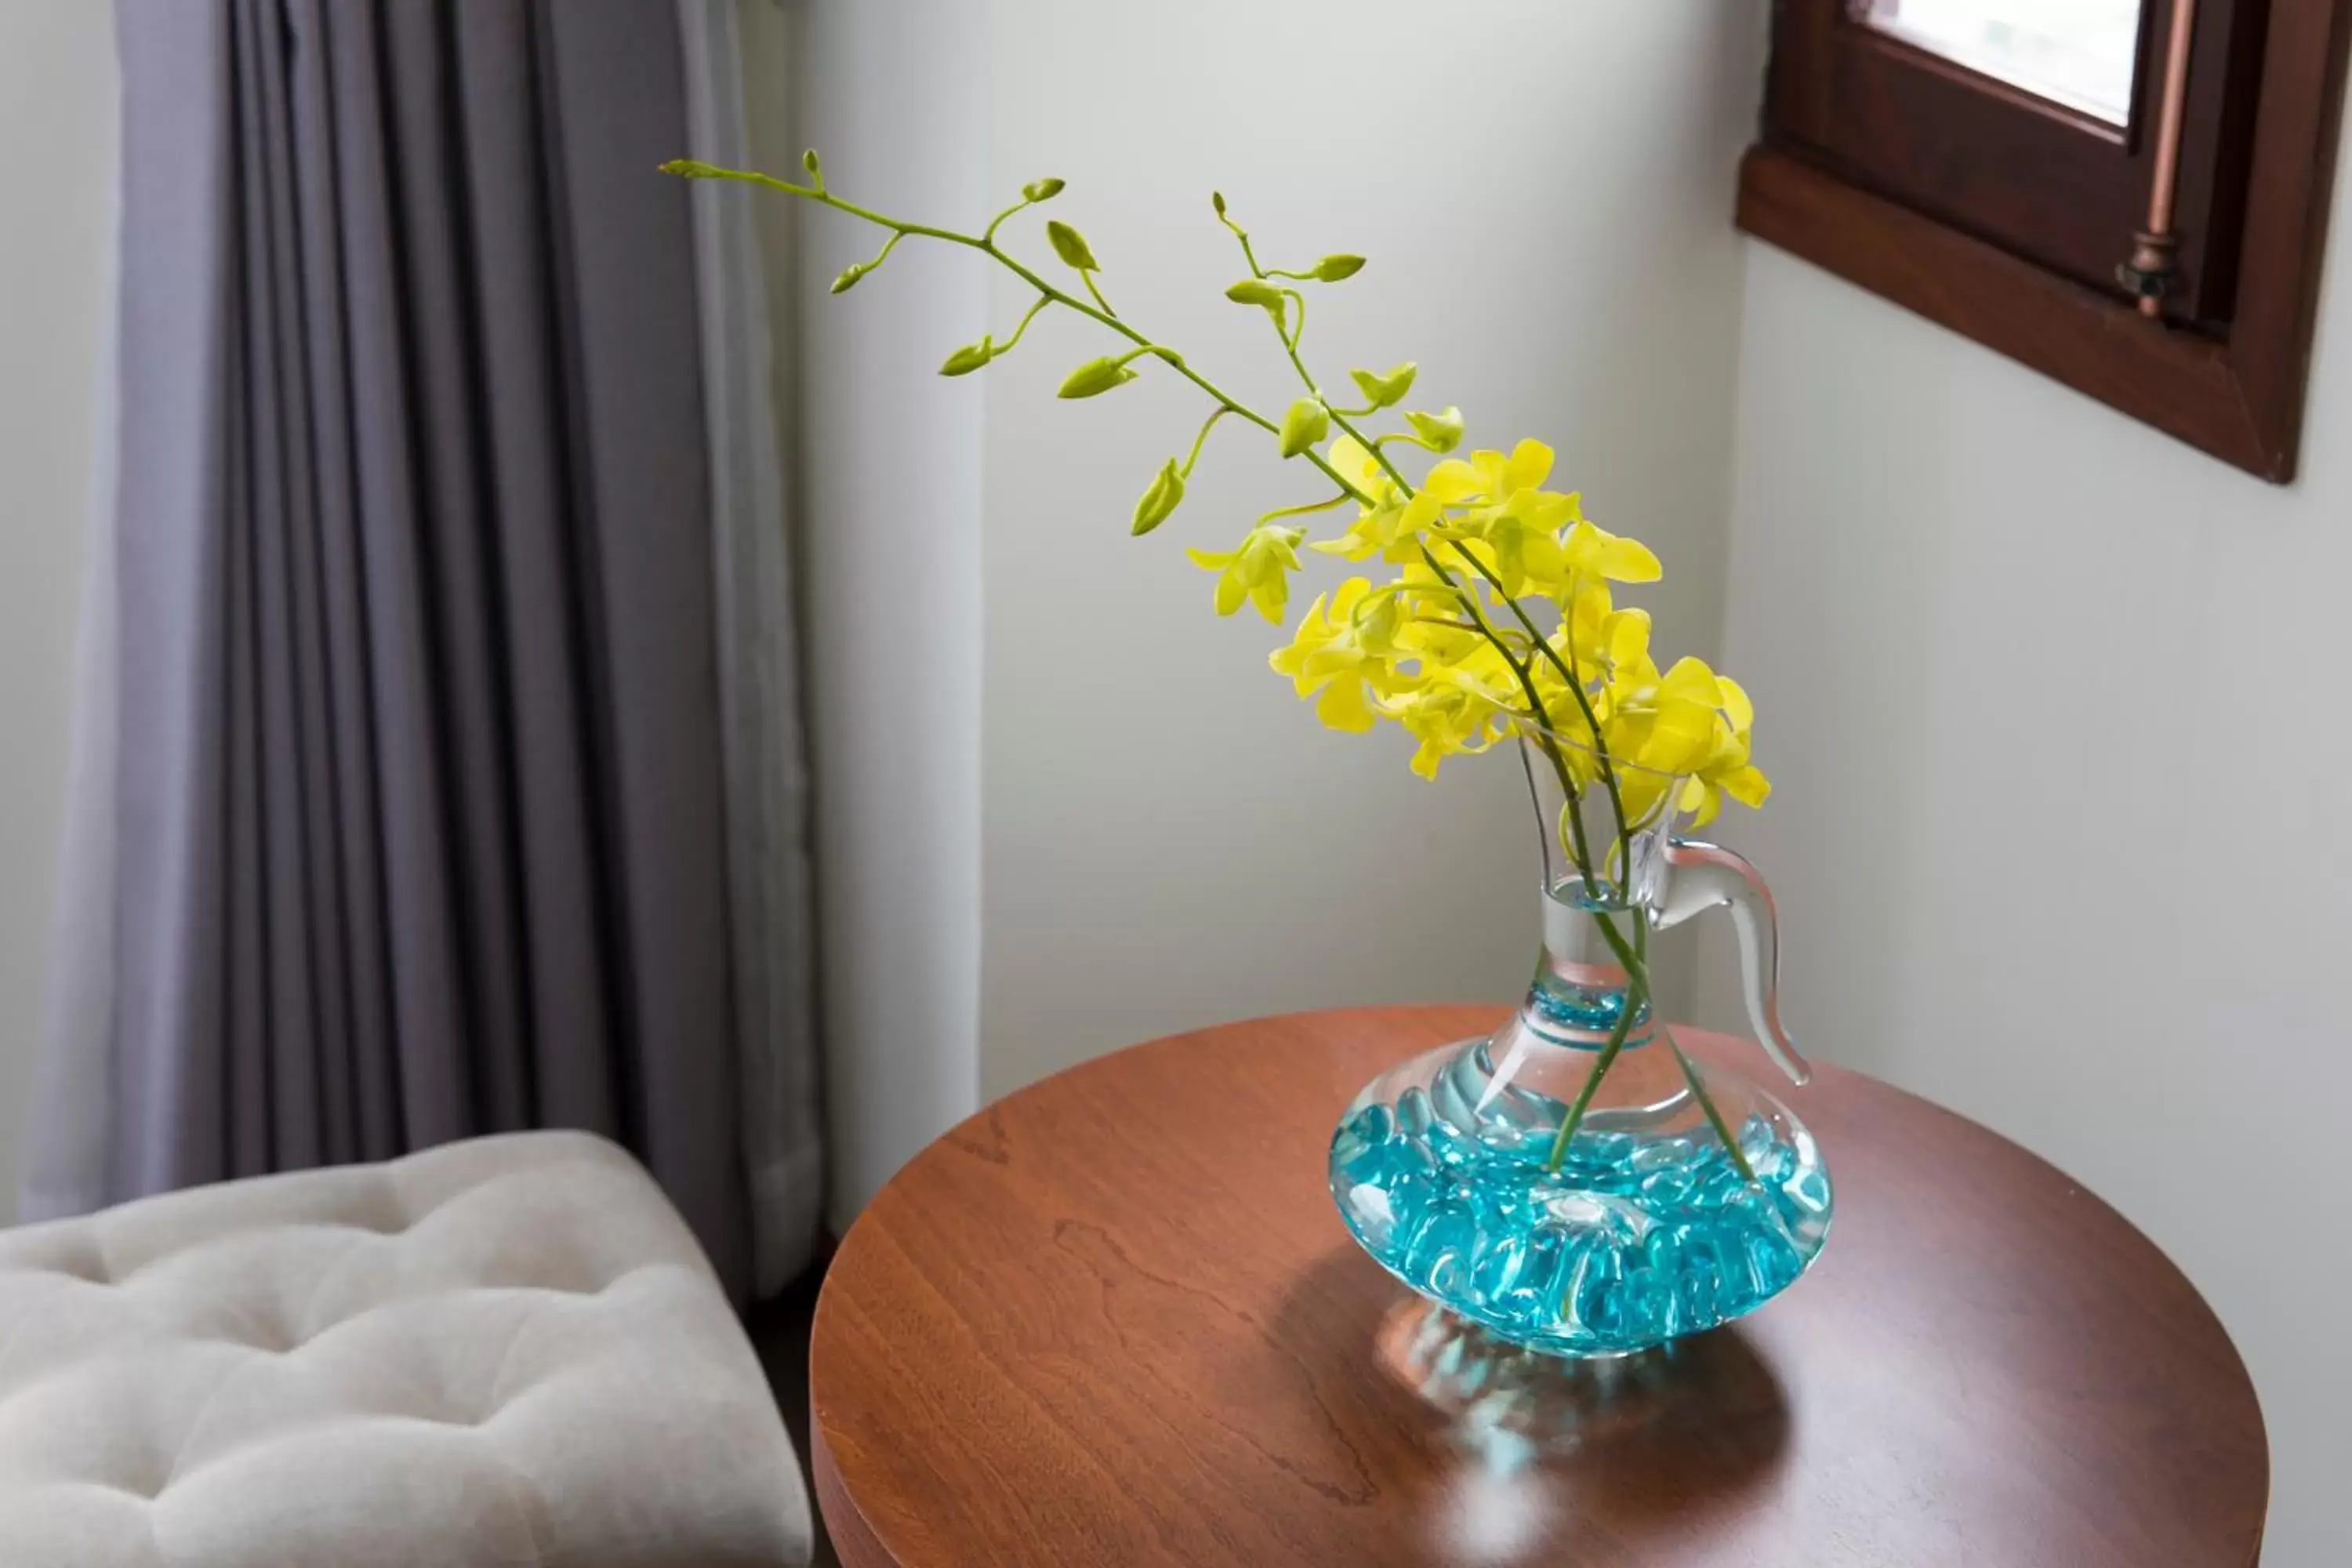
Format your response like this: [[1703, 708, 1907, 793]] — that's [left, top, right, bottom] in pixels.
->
[[0, 1131, 811, 1567]]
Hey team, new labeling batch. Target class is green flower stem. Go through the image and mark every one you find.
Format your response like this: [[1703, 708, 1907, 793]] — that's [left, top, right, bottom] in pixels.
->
[[1542, 988, 1639, 1170], [1664, 1024, 1759, 1185], [1080, 269, 1116, 318], [662, 162, 1380, 512], [995, 294, 1052, 355], [1229, 227, 1335, 406], [1255, 493, 1352, 525], [1180, 407, 1230, 477], [1444, 544, 1639, 885], [1545, 610, 1635, 848], [982, 195, 1036, 245], [1558, 917, 1760, 1185]]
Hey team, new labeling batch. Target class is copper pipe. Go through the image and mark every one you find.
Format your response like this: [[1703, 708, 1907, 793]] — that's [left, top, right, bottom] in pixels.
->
[[2136, 0, 2202, 317]]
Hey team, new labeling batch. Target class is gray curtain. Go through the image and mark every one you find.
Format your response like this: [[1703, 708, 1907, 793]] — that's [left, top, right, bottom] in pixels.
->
[[25, 0, 821, 1303], [677, 0, 825, 1299]]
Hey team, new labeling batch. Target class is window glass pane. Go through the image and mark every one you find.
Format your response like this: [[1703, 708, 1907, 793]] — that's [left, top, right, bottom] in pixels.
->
[[1860, 0, 2143, 125]]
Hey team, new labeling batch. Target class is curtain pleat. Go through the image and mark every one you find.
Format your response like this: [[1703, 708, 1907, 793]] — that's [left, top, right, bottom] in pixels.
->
[[676, 0, 825, 1297]]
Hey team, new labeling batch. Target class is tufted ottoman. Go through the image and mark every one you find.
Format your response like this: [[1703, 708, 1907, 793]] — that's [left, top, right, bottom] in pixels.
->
[[0, 1131, 812, 1566]]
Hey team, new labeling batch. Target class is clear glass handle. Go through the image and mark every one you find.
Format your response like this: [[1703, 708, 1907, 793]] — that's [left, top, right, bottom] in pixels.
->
[[1652, 840, 1812, 1086]]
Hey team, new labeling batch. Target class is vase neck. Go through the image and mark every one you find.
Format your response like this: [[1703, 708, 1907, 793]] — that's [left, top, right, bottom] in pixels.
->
[[1518, 877, 1658, 1053]]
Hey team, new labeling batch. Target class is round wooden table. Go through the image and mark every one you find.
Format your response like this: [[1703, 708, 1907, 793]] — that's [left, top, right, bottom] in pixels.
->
[[809, 1007, 2267, 1566]]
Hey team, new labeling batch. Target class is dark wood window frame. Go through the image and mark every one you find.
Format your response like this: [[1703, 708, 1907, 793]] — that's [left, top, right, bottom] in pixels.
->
[[1738, 0, 2352, 482]]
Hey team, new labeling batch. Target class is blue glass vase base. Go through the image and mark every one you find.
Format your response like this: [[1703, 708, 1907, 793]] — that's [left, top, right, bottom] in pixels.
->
[[1330, 1037, 1833, 1359]]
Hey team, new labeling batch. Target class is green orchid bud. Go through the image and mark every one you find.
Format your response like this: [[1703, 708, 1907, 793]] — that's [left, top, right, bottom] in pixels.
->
[[800, 148, 824, 190], [1312, 254, 1367, 281], [1279, 397, 1330, 459], [1058, 354, 1140, 398], [938, 336, 995, 376], [1022, 177, 1066, 202], [831, 262, 869, 295], [1348, 361, 1417, 408], [1405, 406, 1465, 452], [1212, 191, 1228, 217], [1131, 458, 1185, 535], [1225, 278, 1288, 332], [1047, 220, 1099, 271]]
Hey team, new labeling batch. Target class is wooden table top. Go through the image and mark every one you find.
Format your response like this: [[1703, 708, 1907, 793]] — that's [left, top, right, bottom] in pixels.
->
[[809, 1006, 2267, 1566]]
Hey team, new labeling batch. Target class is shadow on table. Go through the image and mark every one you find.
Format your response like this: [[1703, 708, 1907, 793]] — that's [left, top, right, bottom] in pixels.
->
[[1276, 1245, 1791, 1537]]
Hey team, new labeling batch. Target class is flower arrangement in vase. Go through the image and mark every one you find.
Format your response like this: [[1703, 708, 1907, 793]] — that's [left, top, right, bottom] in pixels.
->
[[667, 152, 1831, 1356]]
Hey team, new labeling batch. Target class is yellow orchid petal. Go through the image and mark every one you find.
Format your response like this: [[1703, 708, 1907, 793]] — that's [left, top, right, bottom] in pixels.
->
[[1657, 657, 1723, 709], [1505, 438, 1554, 495], [1314, 677, 1378, 731], [1598, 535, 1663, 583], [1511, 490, 1578, 530], [1327, 433, 1375, 477], [1640, 727, 1717, 777], [1715, 674, 1755, 734], [1715, 763, 1771, 808], [1602, 607, 1650, 668], [1679, 776, 1723, 828], [1616, 768, 1675, 828], [1422, 459, 1484, 503], [1249, 575, 1288, 623]]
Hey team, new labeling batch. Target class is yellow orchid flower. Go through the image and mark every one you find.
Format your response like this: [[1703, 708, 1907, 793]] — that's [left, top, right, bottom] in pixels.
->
[[1324, 433, 1388, 498], [1380, 628, 1518, 779], [1316, 490, 1444, 563], [1559, 517, 1662, 586], [1389, 688, 1511, 779], [1187, 524, 1305, 622], [1417, 441, 1639, 601], [1313, 435, 1443, 562], [1463, 490, 1581, 596], [1588, 651, 1773, 827], [1678, 674, 1772, 826], [1422, 438, 1555, 507], [1519, 583, 1639, 729], [1509, 514, 1663, 605], [1269, 578, 1399, 732]]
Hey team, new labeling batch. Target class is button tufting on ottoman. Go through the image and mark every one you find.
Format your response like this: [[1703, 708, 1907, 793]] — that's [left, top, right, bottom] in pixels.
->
[[0, 1131, 813, 1567]]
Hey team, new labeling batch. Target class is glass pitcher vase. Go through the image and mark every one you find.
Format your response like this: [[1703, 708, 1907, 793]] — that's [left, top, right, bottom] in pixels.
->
[[1327, 731, 1832, 1357]]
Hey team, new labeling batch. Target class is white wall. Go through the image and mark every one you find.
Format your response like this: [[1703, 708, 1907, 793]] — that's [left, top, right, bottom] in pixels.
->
[[972, 1, 1765, 1094], [1710, 151, 2352, 1563], [0, 2, 115, 1225]]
